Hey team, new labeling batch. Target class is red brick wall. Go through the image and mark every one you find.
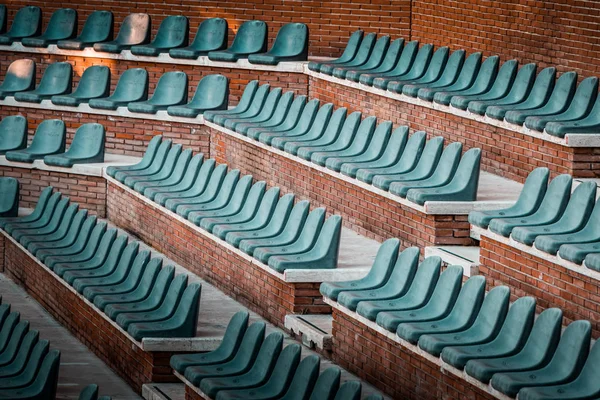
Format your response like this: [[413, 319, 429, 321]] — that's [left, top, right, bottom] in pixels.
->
[[0, 166, 107, 217], [308, 77, 600, 183], [4, 0, 411, 58], [480, 236, 600, 339]]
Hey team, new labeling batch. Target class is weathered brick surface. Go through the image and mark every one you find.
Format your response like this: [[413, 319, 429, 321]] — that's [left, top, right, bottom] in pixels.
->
[[331, 309, 496, 400], [2, 237, 179, 393], [308, 77, 600, 183], [106, 180, 329, 328], [185, 386, 205, 400], [209, 126, 474, 246], [0, 105, 210, 157], [0, 165, 106, 217], [479, 236, 600, 339]]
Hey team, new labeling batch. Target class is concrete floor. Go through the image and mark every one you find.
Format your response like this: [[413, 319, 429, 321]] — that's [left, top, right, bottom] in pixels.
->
[[0, 274, 141, 400]]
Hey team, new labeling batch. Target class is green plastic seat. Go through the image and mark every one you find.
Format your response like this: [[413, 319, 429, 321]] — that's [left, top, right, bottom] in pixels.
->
[[21, 8, 77, 47], [128, 71, 187, 114], [0, 59, 36, 100], [524, 76, 598, 131], [208, 20, 268, 62], [433, 55, 499, 106], [234, 91, 293, 134], [468, 167, 549, 229], [308, 30, 363, 72], [131, 15, 188, 56], [223, 88, 282, 131], [204, 81, 259, 123], [44, 123, 106, 167], [486, 66, 556, 120], [0, 327, 37, 373], [0, 320, 29, 369], [387, 46, 449, 94], [337, 247, 419, 311], [518, 339, 600, 400], [333, 381, 361, 400], [468, 63, 537, 115], [512, 181, 596, 246], [319, 33, 377, 76], [256, 99, 320, 145], [115, 139, 172, 183], [344, 38, 404, 83], [44, 221, 107, 269], [0, 312, 20, 354], [339, 125, 408, 178], [136, 149, 193, 194], [505, 71, 577, 125], [10, 196, 70, 242], [167, 74, 228, 118], [376, 265, 463, 332], [358, 40, 419, 86], [388, 142, 462, 198], [170, 311, 249, 373], [164, 163, 227, 212], [332, 35, 390, 79], [0, 6, 41, 45], [0, 177, 19, 218], [465, 308, 563, 384], [78, 384, 98, 400], [283, 106, 346, 155], [441, 296, 535, 369], [406, 147, 481, 205], [3, 191, 61, 235], [51, 66, 110, 106], [418, 285, 510, 357], [18, 202, 78, 248], [35, 215, 98, 263], [211, 83, 269, 127], [372, 136, 447, 191], [144, 153, 203, 200], [0, 349, 60, 400], [26, 209, 87, 254], [583, 252, 600, 271], [223, 195, 295, 247], [396, 275, 486, 344], [106, 135, 161, 178], [355, 131, 427, 184], [450, 59, 518, 110], [169, 18, 227, 59], [296, 111, 361, 161], [171, 166, 238, 215], [183, 329, 276, 386], [277, 355, 320, 400], [5, 119, 66, 163], [57, 11, 114, 50], [247, 95, 308, 139], [0, 337, 48, 379], [320, 238, 399, 301], [248, 23, 308, 65], [305, 367, 340, 400], [93, 13, 150, 53], [356, 256, 441, 321], [155, 158, 215, 207], [545, 92, 600, 137], [561, 241, 600, 266], [401, 49, 466, 97], [488, 174, 572, 237], [89, 68, 149, 110], [265, 100, 327, 147], [325, 120, 391, 172], [127, 145, 184, 190], [417, 52, 482, 102], [491, 320, 591, 397], [372, 43, 433, 90], [13, 62, 72, 103]]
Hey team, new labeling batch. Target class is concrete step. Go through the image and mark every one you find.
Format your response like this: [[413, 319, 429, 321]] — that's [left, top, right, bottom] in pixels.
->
[[143, 383, 185, 400], [425, 246, 480, 276], [285, 314, 333, 352]]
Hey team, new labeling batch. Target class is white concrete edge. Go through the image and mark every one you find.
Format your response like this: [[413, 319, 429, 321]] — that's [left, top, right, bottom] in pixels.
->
[[284, 314, 332, 350], [0, 154, 140, 178], [2, 43, 307, 73], [323, 297, 512, 400], [424, 246, 480, 277], [173, 370, 210, 400], [477, 227, 600, 281], [0, 228, 224, 352], [303, 69, 600, 148], [105, 173, 365, 283], [141, 384, 178, 400]]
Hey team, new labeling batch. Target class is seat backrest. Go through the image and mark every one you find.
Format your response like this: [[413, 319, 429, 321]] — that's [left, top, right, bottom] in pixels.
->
[[190, 74, 229, 109], [390, 40, 418, 76], [348, 32, 377, 65], [485, 59, 518, 96], [441, 147, 482, 199], [468, 55, 499, 92], [149, 71, 187, 105], [28, 119, 66, 154], [405, 43, 434, 77], [151, 15, 188, 47], [37, 62, 72, 95], [229, 20, 268, 54], [405, 136, 445, 176], [1, 58, 36, 92], [470, 285, 510, 334], [337, 30, 364, 63], [510, 167, 550, 214], [74, 65, 110, 98], [534, 174, 573, 219], [434, 49, 466, 85], [556, 181, 597, 223], [78, 384, 99, 400], [574, 337, 600, 383], [66, 123, 106, 159], [333, 381, 361, 400], [542, 71, 578, 112], [115, 13, 150, 45], [0, 177, 20, 215], [422, 265, 463, 313], [451, 52, 482, 88], [262, 344, 302, 393], [229, 80, 259, 113], [400, 256, 442, 305], [564, 76, 599, 115], [269, 22, 308, 57], [523, 66, 556, 106], [79, 11, 113, 42], [383, 247, 420, 295], [376, 126, 409, 164], [8, 6, 41, 37], [42, 8, 77, 40], [546, 320, 591, 376], [308, 367, 341, 400], [0, 115, 28, 151], [444, 275, 486, 325], [293, 207, 326, 248], [214, 311, 249, 361], [361, 35, 390, 67], [26, 349, 61, 399], [280, 355, 320, 400], [394, 131, 428, 171], [111, 68, 149, 102], [191, 17, 228, 51], [378, 38, 404, 69], [502, 62, 537, 101], [420, 46, 449, 81], [360, 238, 400, 287], [520, 307, 562, 363]]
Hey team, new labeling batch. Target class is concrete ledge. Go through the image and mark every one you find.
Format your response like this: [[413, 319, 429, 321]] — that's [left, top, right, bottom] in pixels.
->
[[304, 69, 600, 148], [425, 245, 480, 276], [1, 42, 307, 73], [284, 314, 333, 351]]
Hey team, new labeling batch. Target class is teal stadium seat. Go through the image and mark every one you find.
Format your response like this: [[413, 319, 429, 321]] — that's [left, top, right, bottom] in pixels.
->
[[0, 186, 53, 229], [248, 23, 308, 65], [344, 38, 404, 83], [359, 40, 419, 86], [208, 20, 268, 62], [89, 68, 149, 110], [372, 43, 433, 90], [545, 92, 600, 137], [57, 11, 114, 50], [417, 52, 482, 102], [0, 59, 36, 99], [145, 153, 204, 201], [170, 18, 228, 59], [93, 13, 150, 53], [51, 65, 110, 106], [387, 46, 450, 94], [106, 134, 161, 178], [0, 115, 28, 155], [13, 62, 72, 103], [248, 96, 310, 140], [402, 49, 466, 98], [133, 149, 193, 194], [167, 74, 229, 117], [127, 71, 187, 114], [0, 177, 19, 218], [282, 106, 346, 155], [0, 6, 41, 45], [5, 119, 66, 163], [44, 123, 106, 167], [204, 80, 259, 123], [332, 35, 390, 79], [308, 30, 363, 72], [319, 32, 376, 76], [0, 349, 61, 400], [131, 15, 189, 56], [266, 101, 329, 148], [21, 8, 77, 47]]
